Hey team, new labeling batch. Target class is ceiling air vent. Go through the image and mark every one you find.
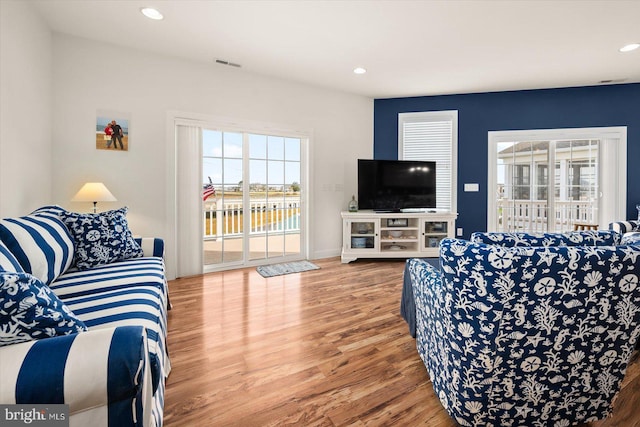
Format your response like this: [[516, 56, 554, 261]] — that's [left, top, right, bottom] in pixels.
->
[[598, 78, 627, 84], [215, 59, 242, 68]]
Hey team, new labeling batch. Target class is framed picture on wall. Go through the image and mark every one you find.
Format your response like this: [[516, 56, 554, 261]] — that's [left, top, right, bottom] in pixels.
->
[[96, 110, 131, 151]]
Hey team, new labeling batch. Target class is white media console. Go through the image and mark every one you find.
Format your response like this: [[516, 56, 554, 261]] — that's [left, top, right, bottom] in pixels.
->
[[341, 210, 458, 263]]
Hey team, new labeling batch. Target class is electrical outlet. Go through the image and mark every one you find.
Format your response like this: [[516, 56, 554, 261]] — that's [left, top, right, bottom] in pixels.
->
[[456, 227, 463, 237]]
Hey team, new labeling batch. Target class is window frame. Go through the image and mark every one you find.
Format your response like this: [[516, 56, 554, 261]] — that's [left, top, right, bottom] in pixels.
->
[[167, 111, 311, 276]]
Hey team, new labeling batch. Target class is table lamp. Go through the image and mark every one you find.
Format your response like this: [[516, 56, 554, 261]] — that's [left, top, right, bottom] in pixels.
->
[[72, 182, 117, 213]]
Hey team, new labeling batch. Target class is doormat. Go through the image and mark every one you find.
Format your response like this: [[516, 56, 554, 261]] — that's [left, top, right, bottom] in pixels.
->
[[256, 261, 320, 278]]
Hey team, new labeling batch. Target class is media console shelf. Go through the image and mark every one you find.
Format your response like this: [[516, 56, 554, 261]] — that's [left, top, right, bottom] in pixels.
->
[[341, 210, 458, 263]]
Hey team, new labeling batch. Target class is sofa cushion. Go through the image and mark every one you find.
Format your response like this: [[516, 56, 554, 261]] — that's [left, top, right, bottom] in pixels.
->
[[51, 257, 170, 379], [61, 207, 144, 271], [0, 240, 24, 273], [50, 257, 166, 300], [0, 214, 74, 285], [0, 272, 87, 347]]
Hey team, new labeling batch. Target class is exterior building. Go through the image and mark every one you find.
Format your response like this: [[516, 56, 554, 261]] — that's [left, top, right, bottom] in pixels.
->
[[496, 139, 598, 232]]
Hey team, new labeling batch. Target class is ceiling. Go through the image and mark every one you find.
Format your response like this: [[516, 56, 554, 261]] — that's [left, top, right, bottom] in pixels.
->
[[29, 0, 640, 99]]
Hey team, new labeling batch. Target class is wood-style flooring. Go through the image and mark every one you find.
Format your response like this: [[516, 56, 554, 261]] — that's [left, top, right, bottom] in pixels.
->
[[163, 257, 640, 426]]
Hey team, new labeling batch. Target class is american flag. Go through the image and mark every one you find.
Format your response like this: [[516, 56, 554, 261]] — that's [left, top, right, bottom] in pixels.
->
[[203, 179, 216, 201]]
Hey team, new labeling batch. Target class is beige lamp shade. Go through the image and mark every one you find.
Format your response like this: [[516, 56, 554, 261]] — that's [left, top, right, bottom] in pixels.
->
[[72, 182, 117, 212]]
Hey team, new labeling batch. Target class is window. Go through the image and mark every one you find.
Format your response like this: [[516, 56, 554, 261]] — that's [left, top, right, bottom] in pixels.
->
[[513, 164, 531, 200], [398, 111, 457, 212]]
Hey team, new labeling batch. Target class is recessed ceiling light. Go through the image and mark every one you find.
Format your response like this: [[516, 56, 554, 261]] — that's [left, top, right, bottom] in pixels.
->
[[141, 7, 163, 20], [353, 67, 367, 75], [619, 43, 639, 52]]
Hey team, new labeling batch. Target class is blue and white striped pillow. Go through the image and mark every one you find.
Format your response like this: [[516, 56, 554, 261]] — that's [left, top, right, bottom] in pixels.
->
[[0, 240, 24, 273], [31, 205, 68, 218], [0, 214, 74, 285]]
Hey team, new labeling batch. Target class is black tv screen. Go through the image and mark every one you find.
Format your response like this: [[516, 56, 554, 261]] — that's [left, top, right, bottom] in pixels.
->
[[358, 159, 436, 211]]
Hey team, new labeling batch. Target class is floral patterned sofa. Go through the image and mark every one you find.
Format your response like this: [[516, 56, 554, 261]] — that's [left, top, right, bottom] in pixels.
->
[[0, 206, 169, 426], [406, 234, 640, 425], [470, 229, 622, 246]]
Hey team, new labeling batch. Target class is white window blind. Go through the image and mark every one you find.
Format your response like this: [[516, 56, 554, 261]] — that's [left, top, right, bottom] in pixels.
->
[[399, 111, 457, 212], [176, 124, 204, 278]]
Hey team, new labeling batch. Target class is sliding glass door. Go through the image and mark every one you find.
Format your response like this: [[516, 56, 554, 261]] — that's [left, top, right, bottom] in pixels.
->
[[202, 129, 304, 269], [488, 127, 627, 233], [202, 130, 244, 264], [495, 139, 598, 232], [247, 134, 301, 261]]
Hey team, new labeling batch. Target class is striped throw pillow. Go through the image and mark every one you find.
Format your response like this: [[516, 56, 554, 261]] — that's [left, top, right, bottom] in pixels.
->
[[31, 205, 69, 217], [0, 240, 24, 273], [0, 214, 74, 285]]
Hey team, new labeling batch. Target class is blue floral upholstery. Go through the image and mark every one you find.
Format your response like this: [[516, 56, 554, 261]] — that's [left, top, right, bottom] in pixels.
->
[[408, 238, 640, 425], [621, 232, 640, 246], [61, 207, 143, 270], [0, 272, 87, 346], [470, 230, 621, 246]]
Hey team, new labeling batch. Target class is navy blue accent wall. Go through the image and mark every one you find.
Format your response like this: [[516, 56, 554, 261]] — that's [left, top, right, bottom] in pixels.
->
[[374, 83, 640, 238]]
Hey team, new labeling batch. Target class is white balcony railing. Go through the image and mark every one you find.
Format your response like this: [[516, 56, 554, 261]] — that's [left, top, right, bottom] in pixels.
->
[[496, 199, 598, 233], [204, 197, 301, 239]]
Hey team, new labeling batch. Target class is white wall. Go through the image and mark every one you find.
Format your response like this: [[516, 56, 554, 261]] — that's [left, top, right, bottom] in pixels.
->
[[51, 34, 372, 279], [0, 1, 52, 216]]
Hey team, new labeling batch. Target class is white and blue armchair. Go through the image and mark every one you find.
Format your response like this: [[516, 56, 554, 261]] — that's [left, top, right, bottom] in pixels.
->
[[407, 236, 640, 425]]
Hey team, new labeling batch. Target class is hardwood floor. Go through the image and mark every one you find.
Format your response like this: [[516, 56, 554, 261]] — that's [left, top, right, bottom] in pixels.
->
[[163, 258, 640, 426]]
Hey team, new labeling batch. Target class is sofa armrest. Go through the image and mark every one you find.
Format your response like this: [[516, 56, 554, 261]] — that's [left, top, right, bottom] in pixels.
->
[[134, 238, 165, 258], [133, 237, 171, 310], [408, 258, 444, 353], [410, 246, 505, 424], [0, 326, 154, 422]]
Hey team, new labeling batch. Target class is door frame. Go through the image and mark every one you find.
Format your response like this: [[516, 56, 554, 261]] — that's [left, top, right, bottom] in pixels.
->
[[166, 111, 312, 277]]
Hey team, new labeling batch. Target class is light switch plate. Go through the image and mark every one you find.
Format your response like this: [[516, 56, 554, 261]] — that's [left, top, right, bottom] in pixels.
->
[[464, 183, 479, 192]]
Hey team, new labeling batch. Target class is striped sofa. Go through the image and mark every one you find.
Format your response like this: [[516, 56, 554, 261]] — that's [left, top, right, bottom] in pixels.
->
[[0, 206, 169, 427], [609, 219, 640, 234]]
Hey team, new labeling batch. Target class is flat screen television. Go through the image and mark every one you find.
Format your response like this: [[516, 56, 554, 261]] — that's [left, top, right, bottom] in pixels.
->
[[358, 159, 436, 212]]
